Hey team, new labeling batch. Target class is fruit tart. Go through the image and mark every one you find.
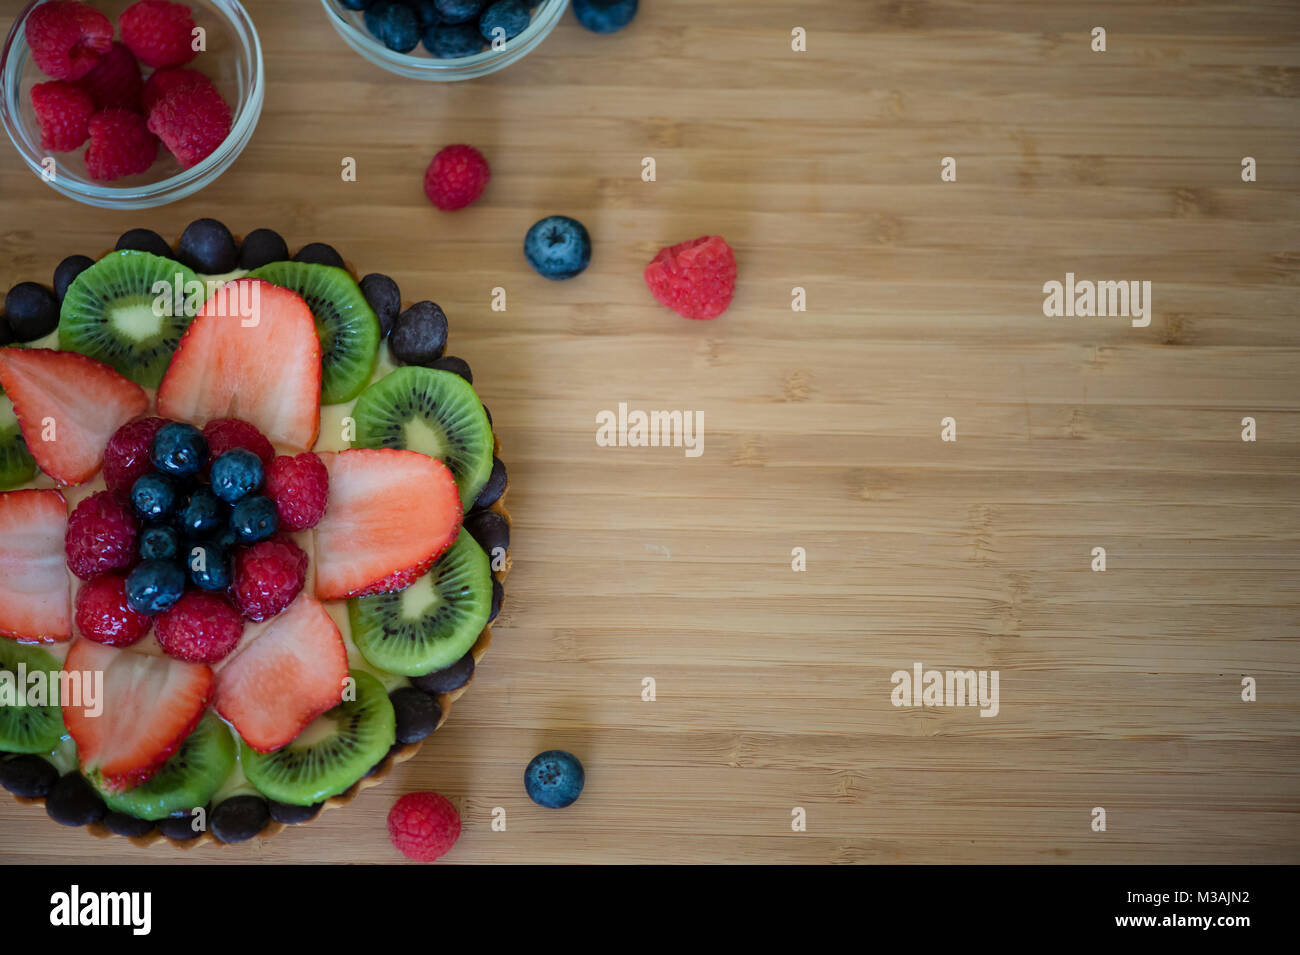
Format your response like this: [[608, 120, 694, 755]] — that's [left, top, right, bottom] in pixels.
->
[[0, 220, 510, 847]]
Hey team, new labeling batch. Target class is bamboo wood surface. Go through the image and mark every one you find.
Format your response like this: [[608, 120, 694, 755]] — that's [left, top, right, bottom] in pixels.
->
[[0, 0, 1297, 864]]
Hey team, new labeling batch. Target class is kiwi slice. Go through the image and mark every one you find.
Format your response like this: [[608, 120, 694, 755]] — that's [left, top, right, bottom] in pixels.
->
[[349, 531, 491, 677], [0, 396, 36, 490], [58, 250, 200, 389], [91, 712, 236, 821], [0, 639, 66, 754], [352, 366, 493, 510], [241, 670, 395, 806], [247, 261, 380, 404]]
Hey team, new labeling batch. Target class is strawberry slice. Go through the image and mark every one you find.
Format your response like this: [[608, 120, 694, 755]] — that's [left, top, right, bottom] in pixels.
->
[[213, 593, 349, 753], [63, 639, 213, 792], [157, 278, 321, 451], [0, 489, 71, 643], [313, 449, 462, 601], [0, 349, 149, 485]]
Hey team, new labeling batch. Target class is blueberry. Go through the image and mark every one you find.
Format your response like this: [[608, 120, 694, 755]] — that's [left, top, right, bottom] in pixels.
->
[[572, 0, 638, 34], [104, 811, 156, 837], [423, 21, 485, 57], [158, 811, 203, 840], [339, 0, 374, 9], [406, 0, 442, 29], [125, 560, 186, 615], [45, 772, 107, 826], [410, 650, 475, 695], [212, 525, 239, 553], [479, 0, 531, 42], [3, 282, 58, 341], [464, 510, 509, 558], [489, 576, 504, 623], [53, 254, 95, 302], [360, 273, 402, 338], [365, 1, 421, 52], [237, 228, 290, 269], [433, 0, 486, 24], [186, 542, 231, 591], [428, 355, 472, 383], [293, 242, 346, 269], [0, 755, 58, 797], [151, 422, 208, 479], [176, 486, 227, 539], [390, 687, 442, 743], [115, 228, 173, 258], [524, 750, 584, 809], [139, 524, 180, 562], [177, 218, 238, 274], [210, 448, 263, 503], [211, 795, 270, 843], [388, 301, 448, 366], [268, 800, 323, 824], [230, 495, 278, 544], [472, 456, 507, 510], [524, 215, 591, 280], [130, 472, 176, 522]]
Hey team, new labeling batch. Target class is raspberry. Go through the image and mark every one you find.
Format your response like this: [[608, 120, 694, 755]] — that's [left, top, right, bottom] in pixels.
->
[[30, 81, 94, 152], [103, 416, 168, 500], [84, 109, 158, 182], [74, 573, 152, 647], [202, 418, 275, 472], [155, 592, 244, 663], [24, 1, 112, 82], [65, 491, 139, 580], [422, 144, 490, 211], [140, 66, 213, 113], [264, 453, 329, 532], [387, 792, 461, 862], [643, 235, 737, 320], [147, 83, 232, 169], [77, 42, 144, 111], [119, 0, 198, 70], [231, 538, 308, 622]]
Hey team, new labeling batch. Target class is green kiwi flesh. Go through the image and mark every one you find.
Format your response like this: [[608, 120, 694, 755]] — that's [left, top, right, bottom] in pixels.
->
[[0, 639, 66, 754], [0, 397, 37, 490]]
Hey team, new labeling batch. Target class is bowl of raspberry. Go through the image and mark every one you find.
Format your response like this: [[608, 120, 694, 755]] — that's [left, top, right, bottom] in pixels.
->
[[0, 1, 263, 208], [321, 0, 569, 81]]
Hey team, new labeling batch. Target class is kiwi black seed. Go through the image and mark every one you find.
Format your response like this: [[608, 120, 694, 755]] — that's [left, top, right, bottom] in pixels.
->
[[349, 531, 492, 676], [247, 261, 380, 404], [0, 640, 65, 753], [116, 228, 173, 258], [240, 670, 395, 806], [92, 712, 235, 820], [58, 250, 201, 388], [409, 650, 476, 695], [0, 397, 38, 490], [351, 366, 494, 509]]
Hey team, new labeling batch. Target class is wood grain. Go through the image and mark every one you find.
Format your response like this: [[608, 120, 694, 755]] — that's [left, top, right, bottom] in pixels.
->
[[1, 0, 1298, 864]]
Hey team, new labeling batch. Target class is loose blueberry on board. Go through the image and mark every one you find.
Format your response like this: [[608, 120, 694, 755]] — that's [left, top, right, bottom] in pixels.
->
[[434, 0, 487, 24], [424, 21, 485, 58], [524, 215, 592, 280], [211, 795, 270, 843], [428, 354, 472, 383], [53, 254, 95, 302], [139, 523, 180, 561], [210, 448, 264, 503], [177, 218, 238, 274], [130, 472, 176, 521], [410, 650, 476, 695], [391, 687, 442, 743], [176, 486, 226, 539], [4, 282, 59, 341], [573, 0, 638, 33], [238, 228, 290, 270], [524, 750, 584, 809], [365, 2, 422, 53], [293, 242, 346, 269], [479, 0, 531, 42], [125, 559, 187, 615], [360, 273, 402, 338], [389, 301, 449, 366], [230, 495, 279, 544], [45, 772, 107, 826], [151, 422, 208, 479], [0, 755, 59, 798], [186, 542, 231, 591], [115, 228, 173, 258]]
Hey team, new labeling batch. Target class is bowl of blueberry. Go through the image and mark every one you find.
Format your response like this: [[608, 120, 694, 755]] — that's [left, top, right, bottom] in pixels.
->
[[321, 0, 569, 80]]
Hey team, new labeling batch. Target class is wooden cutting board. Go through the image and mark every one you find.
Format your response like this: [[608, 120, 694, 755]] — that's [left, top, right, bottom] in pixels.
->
[[1, 0, 1297, 864]]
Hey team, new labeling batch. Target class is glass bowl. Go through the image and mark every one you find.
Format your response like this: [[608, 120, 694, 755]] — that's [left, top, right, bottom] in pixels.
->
[[320, 0, 568, 81], [0, 0, 263, 209]]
